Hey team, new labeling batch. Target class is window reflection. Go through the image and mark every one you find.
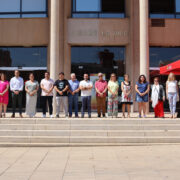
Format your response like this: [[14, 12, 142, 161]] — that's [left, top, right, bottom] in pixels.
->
[[72, 0, 125, 18], [22, 0, 46, 12], [0, 0, 20, 12], [176, 0, 180, 12], [0, 0, 47, 18], [150, 47, 180, 68], [76, 0, 100, 12], [71, 47, 125, 80], [0, 47, 47, 67]]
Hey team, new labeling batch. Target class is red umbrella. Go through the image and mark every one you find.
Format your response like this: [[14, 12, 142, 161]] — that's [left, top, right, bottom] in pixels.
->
[[160, 59, 180, 75]]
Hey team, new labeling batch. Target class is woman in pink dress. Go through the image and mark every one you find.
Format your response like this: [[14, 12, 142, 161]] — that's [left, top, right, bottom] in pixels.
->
[[0, 73, 9, 118]]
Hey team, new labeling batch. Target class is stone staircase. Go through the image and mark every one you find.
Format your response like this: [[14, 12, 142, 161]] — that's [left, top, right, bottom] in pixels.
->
[[1, 117, 180, 146]]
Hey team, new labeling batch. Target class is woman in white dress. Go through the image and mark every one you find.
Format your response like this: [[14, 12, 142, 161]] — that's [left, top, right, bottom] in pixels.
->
[[25, 73, 39, 118], [121, 74, 133, 118]]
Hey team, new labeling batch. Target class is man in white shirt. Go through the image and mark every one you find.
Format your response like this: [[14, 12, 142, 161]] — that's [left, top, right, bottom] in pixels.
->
[[79, 74, 93, 118], [10, 70, 24, 118], [40, 72, 54, 118]]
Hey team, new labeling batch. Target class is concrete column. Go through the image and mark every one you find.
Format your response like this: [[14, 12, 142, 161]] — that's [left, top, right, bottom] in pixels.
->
[[139, 0, 149, 77], [50, 0, 64, 115], [50, 0, 60, 81], [139, 0, 149, 113], [64, 0, 71, 79]]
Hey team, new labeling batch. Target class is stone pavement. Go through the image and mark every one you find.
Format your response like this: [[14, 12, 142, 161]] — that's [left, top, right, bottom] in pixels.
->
[[0, 145, 180, 180]]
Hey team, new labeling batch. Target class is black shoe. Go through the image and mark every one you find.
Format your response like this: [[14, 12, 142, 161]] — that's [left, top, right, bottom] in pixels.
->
[[88, 115, 91, 118], [69, 115, 72, 118], [103, 114, 106, 117], [56, 115, 59, 118], [75, 116, 79, 118], [98, 114, 101, 118], [11, 114, 15, 118]]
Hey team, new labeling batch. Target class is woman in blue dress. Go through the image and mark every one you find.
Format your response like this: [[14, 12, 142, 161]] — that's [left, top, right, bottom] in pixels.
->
[[135, 75, 149, 118]]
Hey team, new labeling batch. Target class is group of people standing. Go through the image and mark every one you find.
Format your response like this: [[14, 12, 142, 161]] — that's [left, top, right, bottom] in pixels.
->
[[0, 70, 178, 118]]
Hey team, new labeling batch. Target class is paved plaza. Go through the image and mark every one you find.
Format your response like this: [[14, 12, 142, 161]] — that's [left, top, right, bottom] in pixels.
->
[[0, 145, 180, 180]]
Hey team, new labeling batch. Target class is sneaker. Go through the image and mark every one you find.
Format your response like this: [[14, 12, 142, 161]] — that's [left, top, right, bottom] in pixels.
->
[[50, 115, 53, 118], [11, 114, 15, 118], [75, 116, 79, 118], [81, 115, 84, 118], [103, 114, 106, 118], [56, 115, 59, 118], [98, 114, 101, 118], [138, 114, 142, 118], [42, 114, 46, 118]]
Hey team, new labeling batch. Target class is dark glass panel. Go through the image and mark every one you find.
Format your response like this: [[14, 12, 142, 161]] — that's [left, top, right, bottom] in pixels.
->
[[102, 0, 125, 13], [71, 46, 125, 81], [149, 0, 175, 14], [0, 47, 47, 67]]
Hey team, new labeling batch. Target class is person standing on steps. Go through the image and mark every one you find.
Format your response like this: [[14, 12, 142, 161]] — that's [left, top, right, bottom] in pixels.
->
[[10, 70, 24, 118], [25, 73, 39, 118], [79, 74, 93, 118], [40, 72, 54, 118], [54, 72, 69, 118], [0, 73, 9, 118], [107, 73, 119, 118], [166, 73, 179, 119], [150, 77, 165, 118], [135, 75, 149, 118], [68, 73, 80, 118], [121, 74, 133, 118], [95, 73, 107, 118]]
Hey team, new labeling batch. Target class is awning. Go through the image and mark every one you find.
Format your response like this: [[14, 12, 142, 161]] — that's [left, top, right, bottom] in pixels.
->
[[160, 60, 180, 75]]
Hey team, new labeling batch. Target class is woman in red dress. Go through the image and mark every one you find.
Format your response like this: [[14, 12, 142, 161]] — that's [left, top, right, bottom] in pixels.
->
[[0, 73, 9, 118]]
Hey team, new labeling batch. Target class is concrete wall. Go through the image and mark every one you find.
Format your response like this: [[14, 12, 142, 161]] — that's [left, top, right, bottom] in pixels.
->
[[67, 18, 129, 45], [0, 18, 49, 46], [149, 19, 180, 46]]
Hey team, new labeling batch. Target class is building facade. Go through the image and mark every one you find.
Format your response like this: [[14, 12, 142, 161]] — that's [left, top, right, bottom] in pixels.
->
[[0, 0, 180, 111]]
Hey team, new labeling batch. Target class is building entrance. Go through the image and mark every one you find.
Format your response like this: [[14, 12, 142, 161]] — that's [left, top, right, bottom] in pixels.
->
[[71, 46, 126, 111]]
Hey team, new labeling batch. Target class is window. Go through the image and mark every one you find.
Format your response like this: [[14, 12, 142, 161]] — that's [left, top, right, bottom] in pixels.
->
[[0, 47, 47, 67], [102, 0, 124, 13], [150, 47, 180, 68], [71, 47, 125, 80], [0, 0, 47, 18], [149, 0, 180, 18], [176, 0, 180, 12], [0, 0, 20, 12], [75, 0, 100, 12], [72, 0, 125, 18]]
